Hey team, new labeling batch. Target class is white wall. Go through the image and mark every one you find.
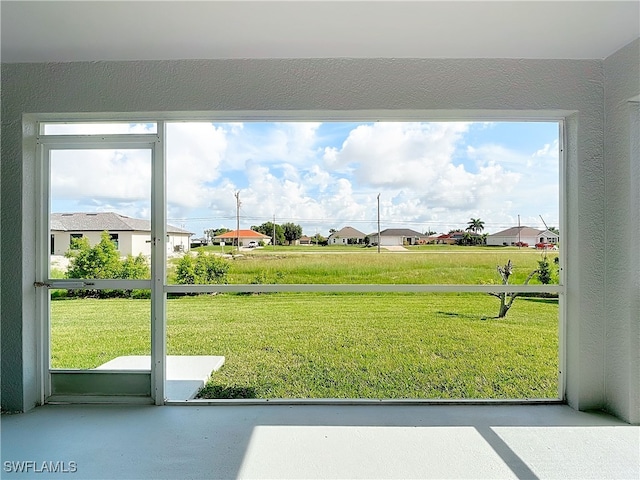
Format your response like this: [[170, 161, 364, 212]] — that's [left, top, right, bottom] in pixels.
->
[[131, 233, 151, 257], [603, 39, 640, 424], [0, 51, 637, 421], [380, 236, 402, 247], [51, 231, 152, 257], [486, 235, 536, 246]]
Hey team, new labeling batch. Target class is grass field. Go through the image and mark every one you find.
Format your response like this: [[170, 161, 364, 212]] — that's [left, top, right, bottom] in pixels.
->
[[51, 246, 560, 399], [175, 245, 558, 285]]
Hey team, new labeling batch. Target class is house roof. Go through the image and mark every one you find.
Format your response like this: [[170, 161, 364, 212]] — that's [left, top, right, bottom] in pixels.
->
[[488, 226, 543, 237], [51, 212, 192, 234], [213, 230, 271, 239], [373, 228, 426, 237], [328, 226, 366, 239]]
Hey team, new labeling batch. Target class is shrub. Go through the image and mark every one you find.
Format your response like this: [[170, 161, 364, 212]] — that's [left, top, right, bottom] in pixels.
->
[[175, 252, 230, 284], [536, 254, 559, 285], [65, 231, 150, 298]]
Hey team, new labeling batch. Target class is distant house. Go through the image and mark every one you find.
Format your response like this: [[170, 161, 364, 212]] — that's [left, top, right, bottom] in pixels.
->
[[368, 228, 427, 246], [51, 212, 193, 256], [327, 226, 367, 245], [190, 237, 209, 249], [434, 231, 463, 245], [433, 231, 483, 245], [212, 229, 271, 246], [299, 235, 313, 245], [486, 226, 559, 246]]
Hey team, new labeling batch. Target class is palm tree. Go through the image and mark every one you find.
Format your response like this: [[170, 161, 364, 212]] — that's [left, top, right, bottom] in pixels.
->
[[466, 218, 485, 234]]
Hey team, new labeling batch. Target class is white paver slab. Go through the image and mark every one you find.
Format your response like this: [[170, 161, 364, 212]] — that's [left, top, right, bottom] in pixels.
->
[[95, 355, 225, 400]]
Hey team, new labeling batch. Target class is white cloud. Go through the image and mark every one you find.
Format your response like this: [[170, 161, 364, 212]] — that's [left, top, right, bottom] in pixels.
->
[[51, 149, 151, 202], [221, 122, 322, 170], [166, 122, 228, 213], [44, 122, 155, 135], [326, 122, 471, 189]]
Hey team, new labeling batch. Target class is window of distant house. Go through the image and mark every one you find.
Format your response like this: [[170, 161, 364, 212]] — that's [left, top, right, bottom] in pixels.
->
[[109, 233, 119, 249], [69, 233, 83, 249]]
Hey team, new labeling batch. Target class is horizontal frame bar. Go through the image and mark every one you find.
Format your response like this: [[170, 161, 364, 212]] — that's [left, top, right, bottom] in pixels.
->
[[47, 396, 155, 405], [45, 279, 152, 290], [169, 398, 565, 407], [29, 110, 576, 123], [50, 371, 152, 396], [37, 135, 159, 146], [165, 283, 563, 294]]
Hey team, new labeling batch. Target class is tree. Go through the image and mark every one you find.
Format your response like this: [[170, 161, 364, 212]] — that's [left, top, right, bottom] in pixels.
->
[[466, 218, 485, 234], [537, 254, 559, 285], [66, 232, 121, 279], [204, 228, 230, 243], [311, 233, 327, 246], [424, 229, 437, 236], [537, 255, 553, 284], [282, 222, 303, 245], [252, 222, 285, 246], [548, 226, 560, 235], [65, 231, 150, 298], [489, 259, 538, 318]]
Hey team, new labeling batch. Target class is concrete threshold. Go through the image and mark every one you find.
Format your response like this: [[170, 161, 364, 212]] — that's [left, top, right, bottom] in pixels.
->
[[96, 355, 224, 400]]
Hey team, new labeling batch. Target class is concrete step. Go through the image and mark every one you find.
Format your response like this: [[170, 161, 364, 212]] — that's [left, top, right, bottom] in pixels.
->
[[95, 355, 225, 400]]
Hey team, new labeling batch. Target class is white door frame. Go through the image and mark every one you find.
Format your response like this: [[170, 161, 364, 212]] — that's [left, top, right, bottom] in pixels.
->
[[35, 129, 166, 404]]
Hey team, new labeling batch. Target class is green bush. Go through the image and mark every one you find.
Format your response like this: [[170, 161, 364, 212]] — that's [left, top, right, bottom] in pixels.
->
[[175, 251, 230, 284], [65, 231, 150, 298], [536, 254, 558, 285]]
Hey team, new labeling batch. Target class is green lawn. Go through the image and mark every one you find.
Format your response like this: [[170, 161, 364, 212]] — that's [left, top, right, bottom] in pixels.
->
[[174, 246, 557, 285], [51, 292, 559, 399]]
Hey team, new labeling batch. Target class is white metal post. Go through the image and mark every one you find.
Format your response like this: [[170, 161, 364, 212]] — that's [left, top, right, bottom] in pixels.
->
[[151, 122, 167, 405], [558, 119, 567, 401], [35, 139, 51, 402]]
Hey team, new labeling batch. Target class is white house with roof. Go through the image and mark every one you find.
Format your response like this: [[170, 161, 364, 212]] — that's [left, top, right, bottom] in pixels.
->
[[486, 226, 559, 247], [51, 212, 193, 256], [368, 228, 428, 246], [327, 226, 367, 245]]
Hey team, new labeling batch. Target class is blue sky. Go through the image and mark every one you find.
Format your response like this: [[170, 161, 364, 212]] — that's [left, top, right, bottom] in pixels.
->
[[50, 121, 559, 237]]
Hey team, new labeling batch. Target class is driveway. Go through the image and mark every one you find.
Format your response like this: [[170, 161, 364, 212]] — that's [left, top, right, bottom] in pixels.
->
[[381, 246, 409, 252]]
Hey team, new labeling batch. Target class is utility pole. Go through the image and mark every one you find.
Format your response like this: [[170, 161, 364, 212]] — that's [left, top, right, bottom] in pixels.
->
[[235, 191, 241, 251], [377, 193, 381, 254], [518, 214, 521, 249], [273, 214, 276, 251]]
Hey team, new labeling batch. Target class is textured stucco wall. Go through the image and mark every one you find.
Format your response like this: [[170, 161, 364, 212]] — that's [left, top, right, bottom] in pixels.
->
[[604, 38, 640, 424], [0, 57, 611, 413]]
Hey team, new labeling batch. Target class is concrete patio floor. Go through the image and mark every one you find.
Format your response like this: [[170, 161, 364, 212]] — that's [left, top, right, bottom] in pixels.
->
[[1, 403, 638, 479]]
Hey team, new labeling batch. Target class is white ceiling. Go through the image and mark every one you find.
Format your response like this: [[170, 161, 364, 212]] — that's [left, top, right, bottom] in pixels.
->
[[1, 1, 639, 63]]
